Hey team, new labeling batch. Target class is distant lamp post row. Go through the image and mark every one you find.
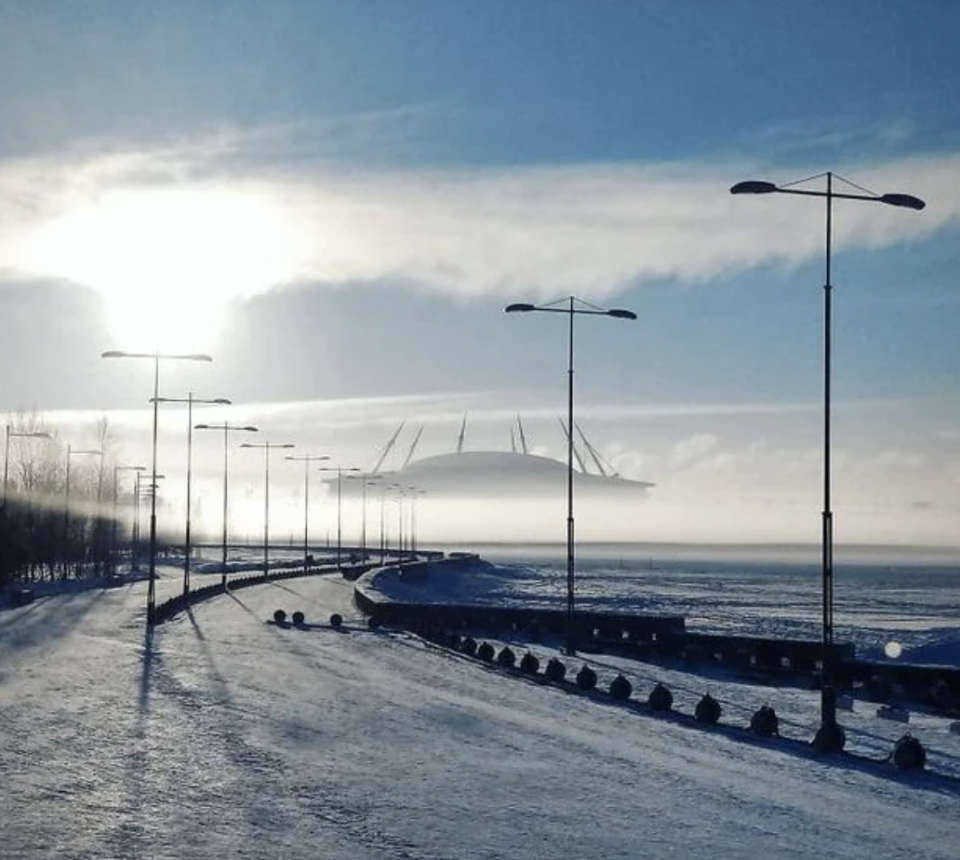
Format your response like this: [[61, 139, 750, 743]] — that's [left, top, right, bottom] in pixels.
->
[[285, 453, 331, 576], [195, 422, 259, 589], [241, 440, 295, 577], [112, 464, 146, 574], [63, 445, 104, 565], [151, 394, 232, 596], [319, 465, 360, 569], [347, 472, 383, 562], [731, 171, 924, 751], [102, 349, 213, 623], [505, 296, 636, 656], [133, 472, 165, 569], [3, 426, 52, 504]]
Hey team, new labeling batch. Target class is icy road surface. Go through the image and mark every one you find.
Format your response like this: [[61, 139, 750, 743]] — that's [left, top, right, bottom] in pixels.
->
[[2, 568, 959, 859]]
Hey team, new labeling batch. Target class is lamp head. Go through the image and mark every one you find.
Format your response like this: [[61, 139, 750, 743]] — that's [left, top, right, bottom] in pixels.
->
[[879, 192, 926, 210], [730, 180, 778, 195], [607, 308, 637, 320], [505, 303, 537, 313]]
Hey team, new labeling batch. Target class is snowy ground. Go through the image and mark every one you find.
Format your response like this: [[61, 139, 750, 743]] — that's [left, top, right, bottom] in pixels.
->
[[2, 558, 959, 859]]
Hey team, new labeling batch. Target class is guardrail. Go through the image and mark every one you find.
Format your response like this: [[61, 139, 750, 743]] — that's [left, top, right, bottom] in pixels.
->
[[353, 557, 960, 716]]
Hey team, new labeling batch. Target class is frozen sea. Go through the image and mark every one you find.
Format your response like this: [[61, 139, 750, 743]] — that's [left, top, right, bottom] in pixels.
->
[[2, 543, 959, 859]]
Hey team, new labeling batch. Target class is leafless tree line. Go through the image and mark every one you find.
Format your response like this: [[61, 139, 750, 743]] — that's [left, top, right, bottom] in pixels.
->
[[0, 411, 143, 586]]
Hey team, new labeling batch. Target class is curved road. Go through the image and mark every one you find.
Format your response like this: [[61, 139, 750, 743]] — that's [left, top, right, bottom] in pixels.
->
[[2, 568, 959, 860]]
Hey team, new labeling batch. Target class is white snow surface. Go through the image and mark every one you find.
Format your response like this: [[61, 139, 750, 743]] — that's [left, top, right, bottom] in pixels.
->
[[2, 555, 959, 859]]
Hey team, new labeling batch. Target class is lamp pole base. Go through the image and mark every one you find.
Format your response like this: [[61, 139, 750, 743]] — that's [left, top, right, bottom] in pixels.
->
[[812, 686, 845, 753]]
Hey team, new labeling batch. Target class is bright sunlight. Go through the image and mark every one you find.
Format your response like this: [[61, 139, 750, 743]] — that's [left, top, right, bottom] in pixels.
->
[[26, 186, 294, 352]]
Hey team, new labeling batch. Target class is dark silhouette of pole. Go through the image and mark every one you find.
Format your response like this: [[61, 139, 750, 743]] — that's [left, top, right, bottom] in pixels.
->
[[134, 473, 165, 571], [102, 349, 213, 624], [151, 394, 231, 595], [285, 453, 331, 575], [241, 441, 295, 576], [195, 422, 258, 589], [505, 296, 636, 655], [731, 171, 924, 751], [319, 465, 359, 569], [112, 465, 145, 574], [64, 445, 103, 574], [347, 473, 382, 562]]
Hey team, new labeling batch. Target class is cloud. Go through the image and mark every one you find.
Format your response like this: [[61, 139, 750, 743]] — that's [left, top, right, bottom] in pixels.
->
[[870, 449, 927, 471], [1, 129, 958, 307], [747, 116, 921, 157], [667, 433, 719, 468]]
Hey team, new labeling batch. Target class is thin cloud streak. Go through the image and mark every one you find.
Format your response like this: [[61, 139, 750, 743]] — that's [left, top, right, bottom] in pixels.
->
[[41, 392, 905, 436], [1, 130, 957, 304]]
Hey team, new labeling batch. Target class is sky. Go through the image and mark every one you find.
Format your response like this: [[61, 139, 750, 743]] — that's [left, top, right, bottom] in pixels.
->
[[1, 1, 958, 547]]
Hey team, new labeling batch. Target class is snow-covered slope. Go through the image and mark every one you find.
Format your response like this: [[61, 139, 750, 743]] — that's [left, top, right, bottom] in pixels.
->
[[2, 566, 958, 859]]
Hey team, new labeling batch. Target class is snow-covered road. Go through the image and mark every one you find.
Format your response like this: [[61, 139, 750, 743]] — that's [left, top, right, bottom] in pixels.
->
[[2, 567, 959, 859]]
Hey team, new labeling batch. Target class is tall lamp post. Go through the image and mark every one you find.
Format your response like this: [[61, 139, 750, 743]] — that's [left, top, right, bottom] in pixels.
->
[[4, 426, 52, 504], [134, 473, 165, 561], [318, 465, 360, 569], [347, 473, 382, 562], [241, 441, 295, 576], [151, 394, 231, 596], [195, 422, 258, 589], [102, 350, 213, 624], [64, 445, 103, 573], [408, 487, 427, 558], [731, 171, 924, 751], [378, 483, 392, 565], [394, 485, 405, 559], [285, 453, 331, 576], [112, 465, 146, 574], [505, 296, 636, 655]]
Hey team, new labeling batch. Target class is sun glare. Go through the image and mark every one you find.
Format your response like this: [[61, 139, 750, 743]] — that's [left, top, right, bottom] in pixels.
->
[[28, 187, 293, 352]]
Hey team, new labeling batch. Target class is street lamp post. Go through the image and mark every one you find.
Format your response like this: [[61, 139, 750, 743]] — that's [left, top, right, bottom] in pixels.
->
[[318, 465, 360, 569], [731, 171, 924, 751], [195, 422, 258, 589], [151, 394, 231, 596], [505, 296, 636, 655], [3, 426, 52, 504], [64, 445, 103, 574], [408, 487, 427, 559], [133, 470, 143, 564], [285, 453, 331, 576], [391, 484, 407, 560], [241, 441, 295, 576], [133, 473, 165, 569], [112, 465, 145, 574], [378, 484, 390, 565], [102, 350, 213, 624], [347, 473, 382, 562], [132, 470, 161, 565]]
